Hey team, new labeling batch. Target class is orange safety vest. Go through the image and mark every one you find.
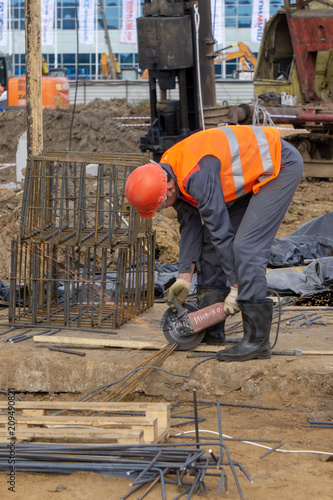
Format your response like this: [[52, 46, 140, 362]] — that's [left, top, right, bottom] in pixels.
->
[[160, 126, 282, 205]]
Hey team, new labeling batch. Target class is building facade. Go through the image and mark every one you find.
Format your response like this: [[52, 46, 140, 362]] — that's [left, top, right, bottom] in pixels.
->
[[2, 0, 284, 80]]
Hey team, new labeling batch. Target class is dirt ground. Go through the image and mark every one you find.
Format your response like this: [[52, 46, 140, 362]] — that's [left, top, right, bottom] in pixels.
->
[[0, 302, 331, 500], [0, 101, 332, 499]]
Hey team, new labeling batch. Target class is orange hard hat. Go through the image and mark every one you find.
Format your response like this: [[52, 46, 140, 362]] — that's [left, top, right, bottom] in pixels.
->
[[125, 163, 167, 219]]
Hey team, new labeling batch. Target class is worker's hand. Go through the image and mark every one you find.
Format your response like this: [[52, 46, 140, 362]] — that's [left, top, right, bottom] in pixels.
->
[[167, 279, 191, 312], [224, 286, 240, 315]]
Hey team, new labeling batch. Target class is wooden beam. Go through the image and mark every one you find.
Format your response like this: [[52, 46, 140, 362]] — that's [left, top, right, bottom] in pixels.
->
[[0, 427, 144, 444], [25, 0, 43, 157], [33, 335, 222, 352], [0, 401, 170, 412], [0, 401, 171, 443], [0, 415, 158, 444]]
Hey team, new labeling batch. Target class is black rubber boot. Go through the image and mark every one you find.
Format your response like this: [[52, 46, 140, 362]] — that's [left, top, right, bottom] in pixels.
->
[[216, 300, 273, 361], [197, 287, 229, 345]]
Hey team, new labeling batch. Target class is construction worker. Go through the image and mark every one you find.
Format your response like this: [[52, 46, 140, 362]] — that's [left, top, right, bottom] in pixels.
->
[[125, 126, 303, 361]]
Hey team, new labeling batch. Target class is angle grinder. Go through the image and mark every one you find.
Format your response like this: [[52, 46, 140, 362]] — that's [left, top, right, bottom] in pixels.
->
[[161, 298, 227, 350]]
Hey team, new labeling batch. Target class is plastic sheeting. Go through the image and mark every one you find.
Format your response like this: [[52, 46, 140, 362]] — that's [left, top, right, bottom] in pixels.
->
[[267, 257, 333, 296], [1, 214, 332, 302], [154, 213, 333, 298], [269, 212, 333, 267]]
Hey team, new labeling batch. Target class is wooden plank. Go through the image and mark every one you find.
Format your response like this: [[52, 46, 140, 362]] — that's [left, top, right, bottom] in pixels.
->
[[0, 401, 170, 443], [266, 266, 305, 273], [0, 427, 144, 444], [146, 407, 170, 437], [0, 415, 158, 444], [0, 401, 170, 412], [26, 0, 43, 158], [0, 415, 156, 427], [33, 336, 166, 349], [33, 335, 221, 352], [22, 409, 46, 416]]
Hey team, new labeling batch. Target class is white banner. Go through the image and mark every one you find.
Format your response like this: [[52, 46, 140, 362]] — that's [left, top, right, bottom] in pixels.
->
[[120, 0, 137, 45], [211, 0, 223, 46], [251, 0, 269, 44], [79, 0, 95, 45], [0, 0, 8, 47], [41, 0, 55, 47]]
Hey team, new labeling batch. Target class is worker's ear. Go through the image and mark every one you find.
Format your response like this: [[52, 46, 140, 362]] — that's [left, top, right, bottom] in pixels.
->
[[167, 178, 176, 193]]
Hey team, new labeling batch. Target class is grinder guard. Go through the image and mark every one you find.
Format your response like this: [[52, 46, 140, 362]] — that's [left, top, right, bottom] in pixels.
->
[[161, 302, 206, 350]]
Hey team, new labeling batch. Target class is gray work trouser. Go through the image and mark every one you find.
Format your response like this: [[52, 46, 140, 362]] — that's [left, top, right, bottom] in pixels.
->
[[197, 140, 304, 302]]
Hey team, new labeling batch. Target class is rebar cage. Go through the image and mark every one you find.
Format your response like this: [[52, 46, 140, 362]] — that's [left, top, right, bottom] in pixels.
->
[[10, 152, 156, 328]]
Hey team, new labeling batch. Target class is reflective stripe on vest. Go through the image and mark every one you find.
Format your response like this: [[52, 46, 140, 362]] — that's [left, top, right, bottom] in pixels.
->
[[249, 126, 274, 183], [220, 127, 246, 198]]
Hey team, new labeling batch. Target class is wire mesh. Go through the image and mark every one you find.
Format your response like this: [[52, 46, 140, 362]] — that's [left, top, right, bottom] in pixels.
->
[[20, 153, 151, 247], [10, 153, 155, 328]]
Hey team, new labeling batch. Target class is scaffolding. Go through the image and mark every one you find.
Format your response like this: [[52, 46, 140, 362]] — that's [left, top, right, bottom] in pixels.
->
[[9, 152, 155, 329]]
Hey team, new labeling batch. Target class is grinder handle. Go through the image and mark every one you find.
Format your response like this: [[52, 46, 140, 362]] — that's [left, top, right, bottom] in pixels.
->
[[173, 297, 187, 315]]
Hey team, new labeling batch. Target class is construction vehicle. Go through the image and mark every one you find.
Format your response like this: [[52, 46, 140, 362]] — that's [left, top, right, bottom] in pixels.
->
[[101, 53, 121, 79], [243, 0, 333, 177], [99, 0, 118, 80], [140, 69, 149, 80], [137, 0, 333, 177], [0, 54, 70, 109], [214, 42, 257, 80], [139, 42, 256, 81], [137, 0, 217, 157], [101, 53, 111, 79]]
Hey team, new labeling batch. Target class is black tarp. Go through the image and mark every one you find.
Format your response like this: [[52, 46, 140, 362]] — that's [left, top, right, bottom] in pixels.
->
[[1, 214, 332, 302], [269, 212, 333, 267], [267, 257, 333, 296]]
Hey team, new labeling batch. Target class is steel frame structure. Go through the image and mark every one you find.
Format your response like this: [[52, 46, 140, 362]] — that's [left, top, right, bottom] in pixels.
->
[[9, 152, 155, 328]]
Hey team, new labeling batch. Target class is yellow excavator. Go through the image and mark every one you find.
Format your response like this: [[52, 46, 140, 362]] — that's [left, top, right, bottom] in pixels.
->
[[101, 53, 121, 79], [214, 42, 257, 79]]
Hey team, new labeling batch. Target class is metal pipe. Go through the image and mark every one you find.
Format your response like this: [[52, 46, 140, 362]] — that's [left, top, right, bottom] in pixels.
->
[[130, 450, 162, 486], [192, 389, 200, 449]]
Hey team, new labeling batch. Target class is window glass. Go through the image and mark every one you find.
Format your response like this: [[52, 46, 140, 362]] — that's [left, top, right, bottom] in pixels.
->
[[63, 54, 75, 64], [8, 0, 285, 78], [225, 6, 237, 16], [79, 54, 90, 64], [120, 53, 134, 66], [238, 5, 252, 16], [225, 17, 237, 28], [270, 0, 284, 16], [63, 19, 75, 29], [238, 16, 251, 28]]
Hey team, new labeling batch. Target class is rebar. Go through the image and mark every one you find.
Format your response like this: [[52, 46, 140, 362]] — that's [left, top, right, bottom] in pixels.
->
[[0, 400, 252, 499], [10, 153, 155, 329], [82, 343, 178, 412]]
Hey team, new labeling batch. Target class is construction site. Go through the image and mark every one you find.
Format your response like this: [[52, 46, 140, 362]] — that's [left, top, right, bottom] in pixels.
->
[[0, 0, 332, 499]]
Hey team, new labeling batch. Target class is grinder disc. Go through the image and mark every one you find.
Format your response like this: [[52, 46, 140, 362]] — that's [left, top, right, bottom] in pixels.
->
[[161, 302, 206, 350]]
